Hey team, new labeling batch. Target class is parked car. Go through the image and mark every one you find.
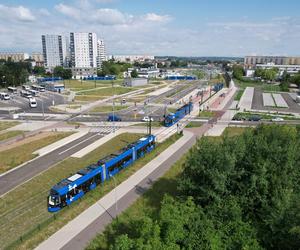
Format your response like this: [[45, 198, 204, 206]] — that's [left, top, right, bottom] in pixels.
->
[[107, 114, 122, 121], [271, 117, 284, 122], [142, 116, 154, 122], [29, 98, 37, 108], [0, 92, 10, 100], [248, 115, 261, 121]]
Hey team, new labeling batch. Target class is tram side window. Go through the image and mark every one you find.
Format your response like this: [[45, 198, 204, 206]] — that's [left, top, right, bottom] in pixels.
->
[[108, 154, 133, 173]]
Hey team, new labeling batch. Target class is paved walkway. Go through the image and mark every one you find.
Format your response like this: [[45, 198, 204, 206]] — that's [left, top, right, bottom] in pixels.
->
[[35, 131, 195, 250], [239, 87, 254, 111]]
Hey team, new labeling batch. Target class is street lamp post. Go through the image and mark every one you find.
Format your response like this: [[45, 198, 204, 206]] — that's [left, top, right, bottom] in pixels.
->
[[110, 174, 118, 213], [112, 81, 115, 133]]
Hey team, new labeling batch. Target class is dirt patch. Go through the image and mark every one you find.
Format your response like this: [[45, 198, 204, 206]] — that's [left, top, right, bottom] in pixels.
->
[[0, 131, 56, 152]]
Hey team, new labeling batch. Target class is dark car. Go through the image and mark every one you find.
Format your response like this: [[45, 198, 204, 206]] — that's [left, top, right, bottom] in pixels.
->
[[107, 114, 122, 121], [248, 115, 261, 122]]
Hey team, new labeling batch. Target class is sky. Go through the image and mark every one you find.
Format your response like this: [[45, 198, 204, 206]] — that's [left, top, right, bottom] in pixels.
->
[[0, 0, 300, 57]]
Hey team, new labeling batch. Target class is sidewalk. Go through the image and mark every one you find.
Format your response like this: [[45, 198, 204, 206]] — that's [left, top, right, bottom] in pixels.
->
[[35, 131, 194, 250], [239, 87, 254, 111]]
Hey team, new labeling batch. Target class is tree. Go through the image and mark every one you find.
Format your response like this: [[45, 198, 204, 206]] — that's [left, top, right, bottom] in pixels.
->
[[130, 69, 138, 78], [232, 65, 244, 80], [33, 66, 46, 76], [53, 66, 72, 79]]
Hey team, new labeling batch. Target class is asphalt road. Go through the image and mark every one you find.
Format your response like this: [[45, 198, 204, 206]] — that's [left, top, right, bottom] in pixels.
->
[[0, 132, 106, 197], [0, 91, 65, 114], [61, 132, 199, 250]]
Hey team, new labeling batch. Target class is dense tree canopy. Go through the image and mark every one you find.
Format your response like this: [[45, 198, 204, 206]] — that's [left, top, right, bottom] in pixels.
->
[[111, 125, 300, 250], [255, 68, 279, 81], [232, 64, 244, 80], [97, 61, 131, 77], [53, 66, 72, 79], [0, 59, 31, 87]]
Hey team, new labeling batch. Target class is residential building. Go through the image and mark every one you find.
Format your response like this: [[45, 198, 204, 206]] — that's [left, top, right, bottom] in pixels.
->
[[97, 39, 107, 68], [108, 55, 155, 63], [0, 52, 29, 62], [31, 52, 44, 67], [244, 56, 300, 68], [42, 34, 68, 68], [70, 32, 98, 68]]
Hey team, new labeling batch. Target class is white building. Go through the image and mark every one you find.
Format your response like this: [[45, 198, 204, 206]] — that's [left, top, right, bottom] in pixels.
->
[[0, 52, 29, 62], [97, 39, 107, 68], [70, 32, 98, 68], [42, 35, 68, 68], [108, 55, 155, 63]]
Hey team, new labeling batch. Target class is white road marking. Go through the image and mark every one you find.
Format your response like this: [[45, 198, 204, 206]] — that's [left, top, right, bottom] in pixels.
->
[[58, 133, 100, 155]]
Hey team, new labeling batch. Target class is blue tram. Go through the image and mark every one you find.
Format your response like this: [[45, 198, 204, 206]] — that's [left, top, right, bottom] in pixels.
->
[[164, 102, 193, 127], [48, 135, 155, 212]]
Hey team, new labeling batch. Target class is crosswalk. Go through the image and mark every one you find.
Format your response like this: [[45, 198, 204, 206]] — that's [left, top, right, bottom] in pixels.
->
[[89, 126, 121, 134]]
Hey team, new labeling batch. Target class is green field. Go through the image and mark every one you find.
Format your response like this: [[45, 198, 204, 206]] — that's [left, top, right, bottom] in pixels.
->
[[0, 121, 19, 131], [198, 110, 216, 118], [90, 105, 128, 113], [234, 89, 245, 101], [0, 131, 24, 142], [234, 79, 283, 92], [0, 132, 72, 174], [233, 111, 300, 121], [185, 121, 203, 128], [65, 79, 123, 91], [1, 133, 181, 250]]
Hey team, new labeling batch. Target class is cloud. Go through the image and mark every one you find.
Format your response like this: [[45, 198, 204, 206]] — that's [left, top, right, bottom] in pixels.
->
[[0, 4, 36, 22], [144, 13, 172, 23], [55, 3, 81, 19], [91, 8, 129, 25]]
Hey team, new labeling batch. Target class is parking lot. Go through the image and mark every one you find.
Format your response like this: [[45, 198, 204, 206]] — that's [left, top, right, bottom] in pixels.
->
[[251, 88, 300, 113], [0, 87, 66, 114]]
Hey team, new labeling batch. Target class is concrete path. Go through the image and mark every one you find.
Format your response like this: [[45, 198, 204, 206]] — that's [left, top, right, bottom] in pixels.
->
[[34, 129, 90, 157], [239, 87, 254, 111], [35, 131, 195, 250]]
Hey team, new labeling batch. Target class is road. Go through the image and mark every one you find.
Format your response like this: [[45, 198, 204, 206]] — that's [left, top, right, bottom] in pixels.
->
[[0, 91, 65, 114], [0, 132, 107, 197]]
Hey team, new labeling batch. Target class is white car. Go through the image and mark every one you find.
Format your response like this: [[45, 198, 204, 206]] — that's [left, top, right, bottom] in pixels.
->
[[0, 92, 10, 100], [29, 98, 37, 108], [142, 116, 154, 122], [271, 117, 284, 122]]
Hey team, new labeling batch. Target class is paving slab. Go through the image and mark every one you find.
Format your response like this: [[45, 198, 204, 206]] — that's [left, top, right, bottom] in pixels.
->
[[273, 94, 289, 108], [239, 87, 254, 111], [263, 93, 276, 107]]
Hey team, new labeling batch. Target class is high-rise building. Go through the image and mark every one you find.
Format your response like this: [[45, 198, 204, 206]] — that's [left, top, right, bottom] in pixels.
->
[[42, 34, 68, 68], [97, 39, 107, 68], [70, 32, 98, 68]]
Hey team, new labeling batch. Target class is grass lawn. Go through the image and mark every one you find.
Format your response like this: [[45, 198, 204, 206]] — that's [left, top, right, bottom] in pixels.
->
[[234, 79, 283, 92], [198, 111, 216, 118], [0, 131, 24, 142], [223, 127, 248, 137], [0, 121, 19, 131], [90, 105, 128, 113], [234, 89, 245, 101], [185, 121, 203, 128], [65, 79, 123, 91], [74, 95, 105, 102], [1, 133, 181, 250], [0, 132, 72, 174], [131, 121, 163, 127], [77, 87, 136, 97]]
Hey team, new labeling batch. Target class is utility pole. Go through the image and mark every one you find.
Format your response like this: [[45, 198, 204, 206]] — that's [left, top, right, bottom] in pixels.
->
[[112, 81, 115, 133], [110, 174, 118, 213]]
